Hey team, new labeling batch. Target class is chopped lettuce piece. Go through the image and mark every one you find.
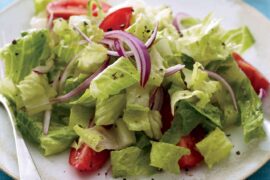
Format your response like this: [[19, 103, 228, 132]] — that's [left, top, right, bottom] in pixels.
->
[[16, 110, 77, 156], [135, 132, 151, 149], [148, 46, 166, 86], [222, 26, 255, 53], [206, 57, 265, 142], [0, 29, 50, 83], [144, 110, 162, 140], [40, 126, 77, 156], [74, 119, 135, 152], [123, 110, 150, 131], [94, 93, 126, 125], [111, 146, 156, 178], [63, 74, 87, 94], [150, 141, 190, 174], [90, 57, 139, 100], [127, 13, 154, 42], [76, 43, 108, 74], [70, 89, 96, 107], [181, 17, 200, 29], [126, 84, 150, 112], [177, 14, 236, 65], [0, 78, 23, 108], [69, 105, 94, 128], [196, 128, 233, 168], [17, 73, 56, 115]]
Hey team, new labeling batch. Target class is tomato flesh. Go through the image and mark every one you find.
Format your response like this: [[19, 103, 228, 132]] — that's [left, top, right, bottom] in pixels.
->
[[178, 126, 205, 169], [69, 143, 109, 172], [232, 52, 269, 94], [99, 7, 133, 32], [47, 0, 111, 20]]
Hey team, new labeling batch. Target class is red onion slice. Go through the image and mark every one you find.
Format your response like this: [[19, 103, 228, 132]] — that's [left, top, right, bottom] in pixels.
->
[[205, 70, 238, 111], [103, 23, 158, 57], [114, 40, 126, 57], [150, 87, 164, 111], [104, 31, 151, 87], [51, 60, 109, 103], [165, 64, 185, 77], [173, 12, 190, 34]]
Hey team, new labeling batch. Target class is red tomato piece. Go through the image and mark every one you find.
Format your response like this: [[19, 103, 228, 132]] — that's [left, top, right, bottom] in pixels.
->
[[69, 143, 110, 172], [178, 126, 205, 169], [47, 0, 111, 20], [160, 90, 173, 133], [99, 7, 133, 32], [232, 52, 269, 94]]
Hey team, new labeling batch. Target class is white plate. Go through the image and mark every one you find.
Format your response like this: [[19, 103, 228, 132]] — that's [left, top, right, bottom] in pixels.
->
[[0, 0, 270, 179]]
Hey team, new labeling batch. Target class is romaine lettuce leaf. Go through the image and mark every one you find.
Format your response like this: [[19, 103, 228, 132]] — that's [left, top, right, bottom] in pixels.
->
[[150, 141, 190, 174], [111, 146, 156, 178], [76, 43, 108, 74], [126, 84, 150, 112], [94, 93, 126, 125], [34, 0, 52, 14], [222, 26, 255, 53], [17, 73, 56, 115], [144, 110, 162, 140], [177, 14, 236, 65], [0, 78, 23, 108], [206, 57, 265, 142], [74, 119, 135, 152], [123, 110, 150, 131], [69, 89, 96, 107], [196, 128, 233, 168], [0, 29, 50, 83], [90, 57, 139, 100], [69, 105, 94, 128], [16, 110, 77, 156]]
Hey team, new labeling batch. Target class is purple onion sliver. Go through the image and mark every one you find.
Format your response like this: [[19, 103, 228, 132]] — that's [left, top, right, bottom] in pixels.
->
[[51, 60, 109, 103], [47, 12, 54, 29], [103, 23, 158, 57], [173, 12, 190, 33], [114, 40, 126, 57], [104, 30, 151, 87], [205, 70, 238, 111], [165, 64, 185, 77], [145, 22, 159, 48], [43, 110, 52, 135]]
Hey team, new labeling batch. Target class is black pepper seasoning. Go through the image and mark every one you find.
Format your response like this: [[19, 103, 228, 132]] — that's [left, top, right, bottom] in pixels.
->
[[236, 151, 241, 155], [15, 52, 19, 56], [12, 40, 17, 45], [107, 28, 113, 31]]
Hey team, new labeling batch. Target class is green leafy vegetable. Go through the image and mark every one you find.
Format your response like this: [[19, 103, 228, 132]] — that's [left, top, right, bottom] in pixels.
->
[[0, 30, 50, 83], [69, 105, 94, 128], [17, 73, 56, 115], [123, 110, 150, 131], [150, 141, 190, 174], [111, 146, 157, 178], [94, 93, 126, 125], [34, 0, 52, 14], [90, 57, 139, 100], [196, 128, 233, 168], [144, 110, 163, 140], [70, 89, 96, 107]]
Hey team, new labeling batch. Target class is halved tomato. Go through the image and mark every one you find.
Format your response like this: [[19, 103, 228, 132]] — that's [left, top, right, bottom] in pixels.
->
[[99, 7, 133, 32], [178, 126, 205, 169], [69, 143, 110, 172]]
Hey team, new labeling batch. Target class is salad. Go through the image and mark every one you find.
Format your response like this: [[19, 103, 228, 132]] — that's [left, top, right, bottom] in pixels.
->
[[0, 0, 269, 178]]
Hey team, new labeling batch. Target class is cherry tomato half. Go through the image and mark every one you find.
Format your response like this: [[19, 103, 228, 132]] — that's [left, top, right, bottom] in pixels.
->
[[99, 7, 133, 32], [47, 0, 111, 20], [69, 143, 110, 172], [178, 126, 205, 169], [232, 52, 269, 94]]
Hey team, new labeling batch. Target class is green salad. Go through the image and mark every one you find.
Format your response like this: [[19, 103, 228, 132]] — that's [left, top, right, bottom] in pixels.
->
[[0, 0, 267, 178]]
